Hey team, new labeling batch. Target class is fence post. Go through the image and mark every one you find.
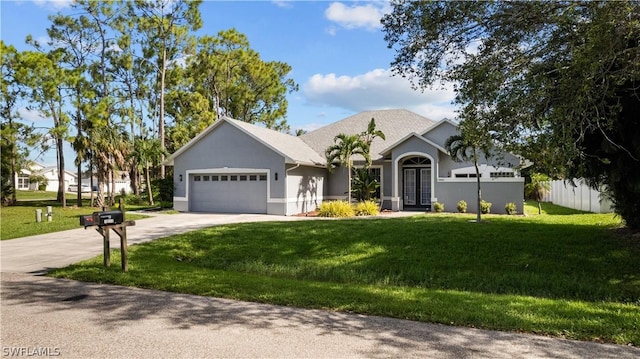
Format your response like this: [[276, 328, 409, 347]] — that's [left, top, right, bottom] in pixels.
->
[[35, 209, 42, 223]]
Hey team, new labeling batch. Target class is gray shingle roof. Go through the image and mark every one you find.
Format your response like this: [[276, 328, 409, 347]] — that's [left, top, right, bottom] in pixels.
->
[[167, 110, 438, 167], [225, 117, 326, 166], [300, 109, 436, 161]]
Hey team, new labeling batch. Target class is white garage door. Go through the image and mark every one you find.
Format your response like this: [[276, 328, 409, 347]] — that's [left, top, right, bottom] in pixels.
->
[[190, 173, 268, 213]]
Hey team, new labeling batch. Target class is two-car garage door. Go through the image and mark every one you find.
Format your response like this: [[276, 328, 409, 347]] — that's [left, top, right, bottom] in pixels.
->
[[189, 173, 268, 213]]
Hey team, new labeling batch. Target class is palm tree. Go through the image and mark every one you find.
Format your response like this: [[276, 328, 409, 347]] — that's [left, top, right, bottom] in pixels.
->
[[325, 133, 370, 203], [525, 173, 551, 214], [445, 134, 490, 223], [134, 137, 165, 206], [360, 117, 386, 146]]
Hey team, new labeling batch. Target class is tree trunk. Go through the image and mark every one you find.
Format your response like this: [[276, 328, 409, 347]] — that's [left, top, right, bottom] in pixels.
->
[[159, 46, 166, 179], [474, 149, 481, 223], [347, 164, 352, 203], [146, 162, 154, 206], [56, 130, 66, 208], [9, 118, 16, 205], [90, 157, 95, 207], [76, 95, 83, 207], [538, 201, 542, 215], [110, 166, 116, 206]]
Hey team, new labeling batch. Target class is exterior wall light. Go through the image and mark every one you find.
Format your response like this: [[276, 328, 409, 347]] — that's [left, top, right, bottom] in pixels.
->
[[179, 174, 183, 182]]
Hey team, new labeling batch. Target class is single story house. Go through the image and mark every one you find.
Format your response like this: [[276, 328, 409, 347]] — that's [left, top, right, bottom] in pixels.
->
[[16, 162, 78, 192], [166, 109, 524, 215]]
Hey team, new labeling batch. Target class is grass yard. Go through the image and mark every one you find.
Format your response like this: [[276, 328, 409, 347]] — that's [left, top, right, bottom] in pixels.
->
[[1, 191, 148, 240], [49, 202, 640, 345]]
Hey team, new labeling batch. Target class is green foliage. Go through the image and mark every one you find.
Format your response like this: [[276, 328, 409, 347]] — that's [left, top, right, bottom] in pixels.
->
[[317, 200, 355, 218], [457, 200, 467, 213], [433, 201, 444, 213], [325, 134, 370, 203], [354, 200, 380, 216], [382, 1, 640, 229], [122, 193, 145, 206], [445, 133, 489, 223], [49, 212, 639, 345], [151, 177, 174, 204], [351, 167, 380, 202], [525, 173, 551, 201], [480, 200, 492, 214], [360, 117, 386, 146], [188, 29, 298, 131], [505, 202, 517, 215], [525, 173, 551, 215]]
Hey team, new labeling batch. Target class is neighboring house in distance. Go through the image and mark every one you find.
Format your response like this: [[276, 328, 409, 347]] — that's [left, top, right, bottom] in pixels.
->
[[166, 109, 524, 215], [82, 171, 132, 195], [15, 163, 131, 194], [15, 162, 45, 190], [15, 162, 78, 192]]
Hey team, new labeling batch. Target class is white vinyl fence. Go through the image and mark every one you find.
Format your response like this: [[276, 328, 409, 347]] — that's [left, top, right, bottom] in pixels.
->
[[542, 179, 613, 213]]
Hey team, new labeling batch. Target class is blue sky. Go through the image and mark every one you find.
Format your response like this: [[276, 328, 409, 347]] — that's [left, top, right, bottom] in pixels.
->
[[1, 0, 457, 167]]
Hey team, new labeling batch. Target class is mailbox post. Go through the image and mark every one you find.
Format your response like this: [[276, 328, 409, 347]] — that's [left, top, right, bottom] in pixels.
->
[[80, 198, 135, 272]]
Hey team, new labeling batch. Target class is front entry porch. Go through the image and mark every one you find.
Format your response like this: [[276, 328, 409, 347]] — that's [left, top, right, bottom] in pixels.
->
[[391, 155, 435, 212]]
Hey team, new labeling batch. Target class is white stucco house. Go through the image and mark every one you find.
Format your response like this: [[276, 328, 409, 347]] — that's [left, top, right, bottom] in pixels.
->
[[16, 162, 78, 192], [166, 109, 524, 215]]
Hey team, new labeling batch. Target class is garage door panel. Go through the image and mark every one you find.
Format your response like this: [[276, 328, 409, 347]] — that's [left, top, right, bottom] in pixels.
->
[[190, 174, 267, 213]]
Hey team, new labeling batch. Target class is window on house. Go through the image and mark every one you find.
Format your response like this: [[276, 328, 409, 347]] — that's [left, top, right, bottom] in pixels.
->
[[455, 173, 478, 178], [203, 175, 210, 181], [212, 176, 219, 181], [239, 175, 247, 181], [230, 175, 238, 181], [221, 175, 228, 181], [249, 175, 257, 181], [17, 177, 30, 189], [259, 175, 267, 181], [490, 171, 515, 178], [194, 175, 201, 181]]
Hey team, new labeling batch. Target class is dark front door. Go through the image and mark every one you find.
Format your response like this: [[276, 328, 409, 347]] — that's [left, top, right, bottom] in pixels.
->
[[403, 168, 431, 210]]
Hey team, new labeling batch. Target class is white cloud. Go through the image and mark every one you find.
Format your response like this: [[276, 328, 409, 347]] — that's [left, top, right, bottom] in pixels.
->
[[33, 0, 74, 10], [324, 2, 390, 31], [19, 107, 49, 122], [302, 68, 457, 121], [272, 0, 293, 8]]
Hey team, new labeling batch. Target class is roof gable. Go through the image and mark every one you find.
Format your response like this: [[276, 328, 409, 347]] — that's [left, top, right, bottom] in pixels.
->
[[166, 117, 325, 167], [300, 109, 435, 161], [380, 132, 449, 156], [421, 119, 459, 149]]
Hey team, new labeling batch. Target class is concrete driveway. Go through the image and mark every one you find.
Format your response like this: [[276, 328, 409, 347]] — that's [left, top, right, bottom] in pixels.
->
[[2, 212, 638, 358], [0, 212, 319, 274]]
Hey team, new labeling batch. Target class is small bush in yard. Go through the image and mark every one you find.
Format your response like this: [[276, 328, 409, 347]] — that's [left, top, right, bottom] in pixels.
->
[[354, 200, 379, 216], [433, 202, 444, 212], [457, 200, 467, 213], [481, 200, 492, 214], [505, 202, 517, 215], [318, 200, 355, 217]]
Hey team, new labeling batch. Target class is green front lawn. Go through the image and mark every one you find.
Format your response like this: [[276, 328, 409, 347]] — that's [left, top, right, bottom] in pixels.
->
[[49, 202, 640, 345], [1, 191, 148, 240]]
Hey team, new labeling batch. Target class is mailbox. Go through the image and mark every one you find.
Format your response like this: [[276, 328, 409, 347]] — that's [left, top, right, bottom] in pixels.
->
[[80, 215, 95, 227], [93, 210, 124, 226]]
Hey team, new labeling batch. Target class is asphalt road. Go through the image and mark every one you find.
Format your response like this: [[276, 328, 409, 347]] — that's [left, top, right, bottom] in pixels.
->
[[1, 212, 639, 358], [3, 272, 639, 359]]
